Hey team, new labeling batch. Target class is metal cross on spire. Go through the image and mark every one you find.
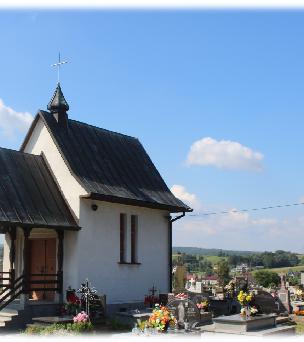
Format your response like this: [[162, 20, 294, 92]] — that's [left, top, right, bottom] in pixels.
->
[[51, 53, 68, 84]]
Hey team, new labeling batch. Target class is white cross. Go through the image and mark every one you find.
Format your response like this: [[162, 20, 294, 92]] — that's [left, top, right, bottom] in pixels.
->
[[51, 53, 68, 83]]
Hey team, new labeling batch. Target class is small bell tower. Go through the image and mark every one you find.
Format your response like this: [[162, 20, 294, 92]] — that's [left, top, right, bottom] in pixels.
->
[[48, 53, 69, 128], [47, 82, 69, 128]]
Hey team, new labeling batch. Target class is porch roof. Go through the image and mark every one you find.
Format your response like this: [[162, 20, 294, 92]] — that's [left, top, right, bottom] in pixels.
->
[[0, 147, 79, 230]]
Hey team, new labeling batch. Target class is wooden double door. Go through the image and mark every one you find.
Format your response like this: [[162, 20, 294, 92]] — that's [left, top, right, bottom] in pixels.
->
[[30, 238, 57, 301]]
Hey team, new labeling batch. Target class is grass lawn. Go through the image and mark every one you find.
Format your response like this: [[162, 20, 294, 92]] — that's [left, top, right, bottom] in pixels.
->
[[253, 265, 304, 275], [205, 255, 228, 264], [296, 322, 304, 335]]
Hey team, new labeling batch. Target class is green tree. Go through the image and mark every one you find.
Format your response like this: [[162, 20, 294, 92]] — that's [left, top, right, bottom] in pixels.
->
[[216, 259, 230, 287], [253, 270, 280, 288]]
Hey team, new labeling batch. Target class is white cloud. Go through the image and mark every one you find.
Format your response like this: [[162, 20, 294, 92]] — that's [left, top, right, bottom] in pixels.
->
[[171, 187, 304, 252], [186, 137, 264, 171], [171, 184, 202, 211], [0, 99, 33, 139]]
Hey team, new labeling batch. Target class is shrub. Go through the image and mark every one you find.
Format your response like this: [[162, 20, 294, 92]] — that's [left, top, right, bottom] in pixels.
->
[[253, 270, 280, 288]]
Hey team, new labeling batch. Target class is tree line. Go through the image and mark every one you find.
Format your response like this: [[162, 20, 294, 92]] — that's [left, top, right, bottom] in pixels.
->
[[227, 250, 299, 269]]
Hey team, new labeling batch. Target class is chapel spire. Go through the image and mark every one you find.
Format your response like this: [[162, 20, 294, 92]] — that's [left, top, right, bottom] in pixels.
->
[[47, 82, 69, 128], [48, 53, 69, 128], [47, 82, 69, 114]]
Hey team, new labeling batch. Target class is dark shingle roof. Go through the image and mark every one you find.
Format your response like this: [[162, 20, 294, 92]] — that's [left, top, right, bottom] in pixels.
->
[[23, 111, 191, 213], [0, 147, 79, 229]]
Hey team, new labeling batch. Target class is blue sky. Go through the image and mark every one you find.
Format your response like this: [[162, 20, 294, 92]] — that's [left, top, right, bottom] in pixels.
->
[[0, 10, 304, 252]]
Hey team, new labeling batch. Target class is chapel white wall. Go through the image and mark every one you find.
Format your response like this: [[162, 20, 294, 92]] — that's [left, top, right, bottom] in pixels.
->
[[23, 118, 87, 218], [76, 201, 170, 304]]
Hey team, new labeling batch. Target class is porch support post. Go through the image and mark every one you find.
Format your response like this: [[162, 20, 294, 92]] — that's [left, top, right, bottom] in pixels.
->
[[20, 227, 31, 308], [56, 229, 64, 302], [8, 226, 16, 286]]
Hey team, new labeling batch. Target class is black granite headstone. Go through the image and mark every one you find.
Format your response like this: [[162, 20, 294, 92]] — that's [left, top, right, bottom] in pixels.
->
[[167, 298, 200, 329], [253, 291, 280, 314]]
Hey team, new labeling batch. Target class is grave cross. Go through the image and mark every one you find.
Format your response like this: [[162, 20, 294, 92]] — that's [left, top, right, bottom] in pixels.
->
[[149, 285, 158, 297], [77, 278, 97, 315]]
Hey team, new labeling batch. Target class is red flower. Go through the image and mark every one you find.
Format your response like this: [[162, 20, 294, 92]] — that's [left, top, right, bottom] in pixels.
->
[[67, 292, 81, 304]]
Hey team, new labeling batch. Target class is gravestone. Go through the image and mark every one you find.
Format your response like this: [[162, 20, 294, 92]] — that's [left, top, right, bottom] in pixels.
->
[[189, 293, 209, 305], [167, 298, 200, 329], [253, 290, 279, 314], [277, 274, 292, 314], [195, 281, 202, 293], [159, 293, 175, 306], [301, 272, 304, 286]]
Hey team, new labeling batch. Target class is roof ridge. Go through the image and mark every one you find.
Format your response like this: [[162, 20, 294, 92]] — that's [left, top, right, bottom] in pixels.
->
[[68, 117, 139, 141], [0, 146, 41, 159]]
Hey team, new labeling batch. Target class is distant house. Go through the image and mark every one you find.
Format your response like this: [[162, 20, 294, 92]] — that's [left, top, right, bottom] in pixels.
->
[[234, 263, 249, 273], [201, 275, 219, 286]]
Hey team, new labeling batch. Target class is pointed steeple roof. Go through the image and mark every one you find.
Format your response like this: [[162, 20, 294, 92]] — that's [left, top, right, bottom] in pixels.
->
[[47, 82, 69, 113]]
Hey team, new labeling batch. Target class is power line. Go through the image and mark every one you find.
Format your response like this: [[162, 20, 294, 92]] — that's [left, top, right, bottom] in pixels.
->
[[188, 202, 304, 217]]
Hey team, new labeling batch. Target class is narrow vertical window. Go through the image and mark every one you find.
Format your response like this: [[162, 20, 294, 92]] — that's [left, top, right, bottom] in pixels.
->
[[131, 215, 138, 263], [120, 214, 126, 263]]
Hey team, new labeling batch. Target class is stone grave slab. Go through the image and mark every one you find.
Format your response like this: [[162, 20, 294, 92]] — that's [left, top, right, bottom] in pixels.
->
[[213, 313, 277, 333], [115, 309, 152, 327], [32, 316, 74, 326]]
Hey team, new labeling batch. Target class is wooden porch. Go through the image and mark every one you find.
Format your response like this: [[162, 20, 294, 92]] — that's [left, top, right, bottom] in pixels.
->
[[0, 226, 65, 311]]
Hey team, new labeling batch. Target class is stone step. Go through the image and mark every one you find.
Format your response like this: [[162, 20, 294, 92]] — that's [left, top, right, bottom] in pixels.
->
[[276, 316, 290, 324], [0, 316, 12, 322], [0, 308, 19, 317]]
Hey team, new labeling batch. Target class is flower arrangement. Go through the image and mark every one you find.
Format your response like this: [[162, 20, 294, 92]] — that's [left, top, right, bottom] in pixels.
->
[[237, 290, 253, 307], [175, 293, 188, 299], [196, 300, 209, 312], [136, 304, 176, 333], [294, 310, 304, 316], [224, 280, 236, 298], [295, 289, 304, 301], [294, 304, 304, 316], [250, 306, 258, 316], [73, 311, 90, 323], [148, 304, 176, 331], [61, 288, 81, 316], [237, 290, 257, 317]]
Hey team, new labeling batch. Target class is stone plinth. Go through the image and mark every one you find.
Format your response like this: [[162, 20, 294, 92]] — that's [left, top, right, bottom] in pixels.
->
[[198, 312, 212, 326], [115, 310, 152, 326], [213, 314, 276, 333], [32, 316, 74, 326]]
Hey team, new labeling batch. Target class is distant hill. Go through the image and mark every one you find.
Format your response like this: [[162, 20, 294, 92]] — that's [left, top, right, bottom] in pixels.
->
[[172, 246, 256, 256]]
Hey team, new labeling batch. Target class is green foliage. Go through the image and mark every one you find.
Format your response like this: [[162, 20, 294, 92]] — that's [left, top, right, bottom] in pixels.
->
[[172, 253, 215, 274], [24, 322, 93, 335], [228, 250, 300, 269], [296, 322, 304, 335], [216, 259, 230, 286], [172, 247, 255, 256], [299, 256, 304, 266], [107, 318, 131, 331], [253, 270, 280, 288]]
